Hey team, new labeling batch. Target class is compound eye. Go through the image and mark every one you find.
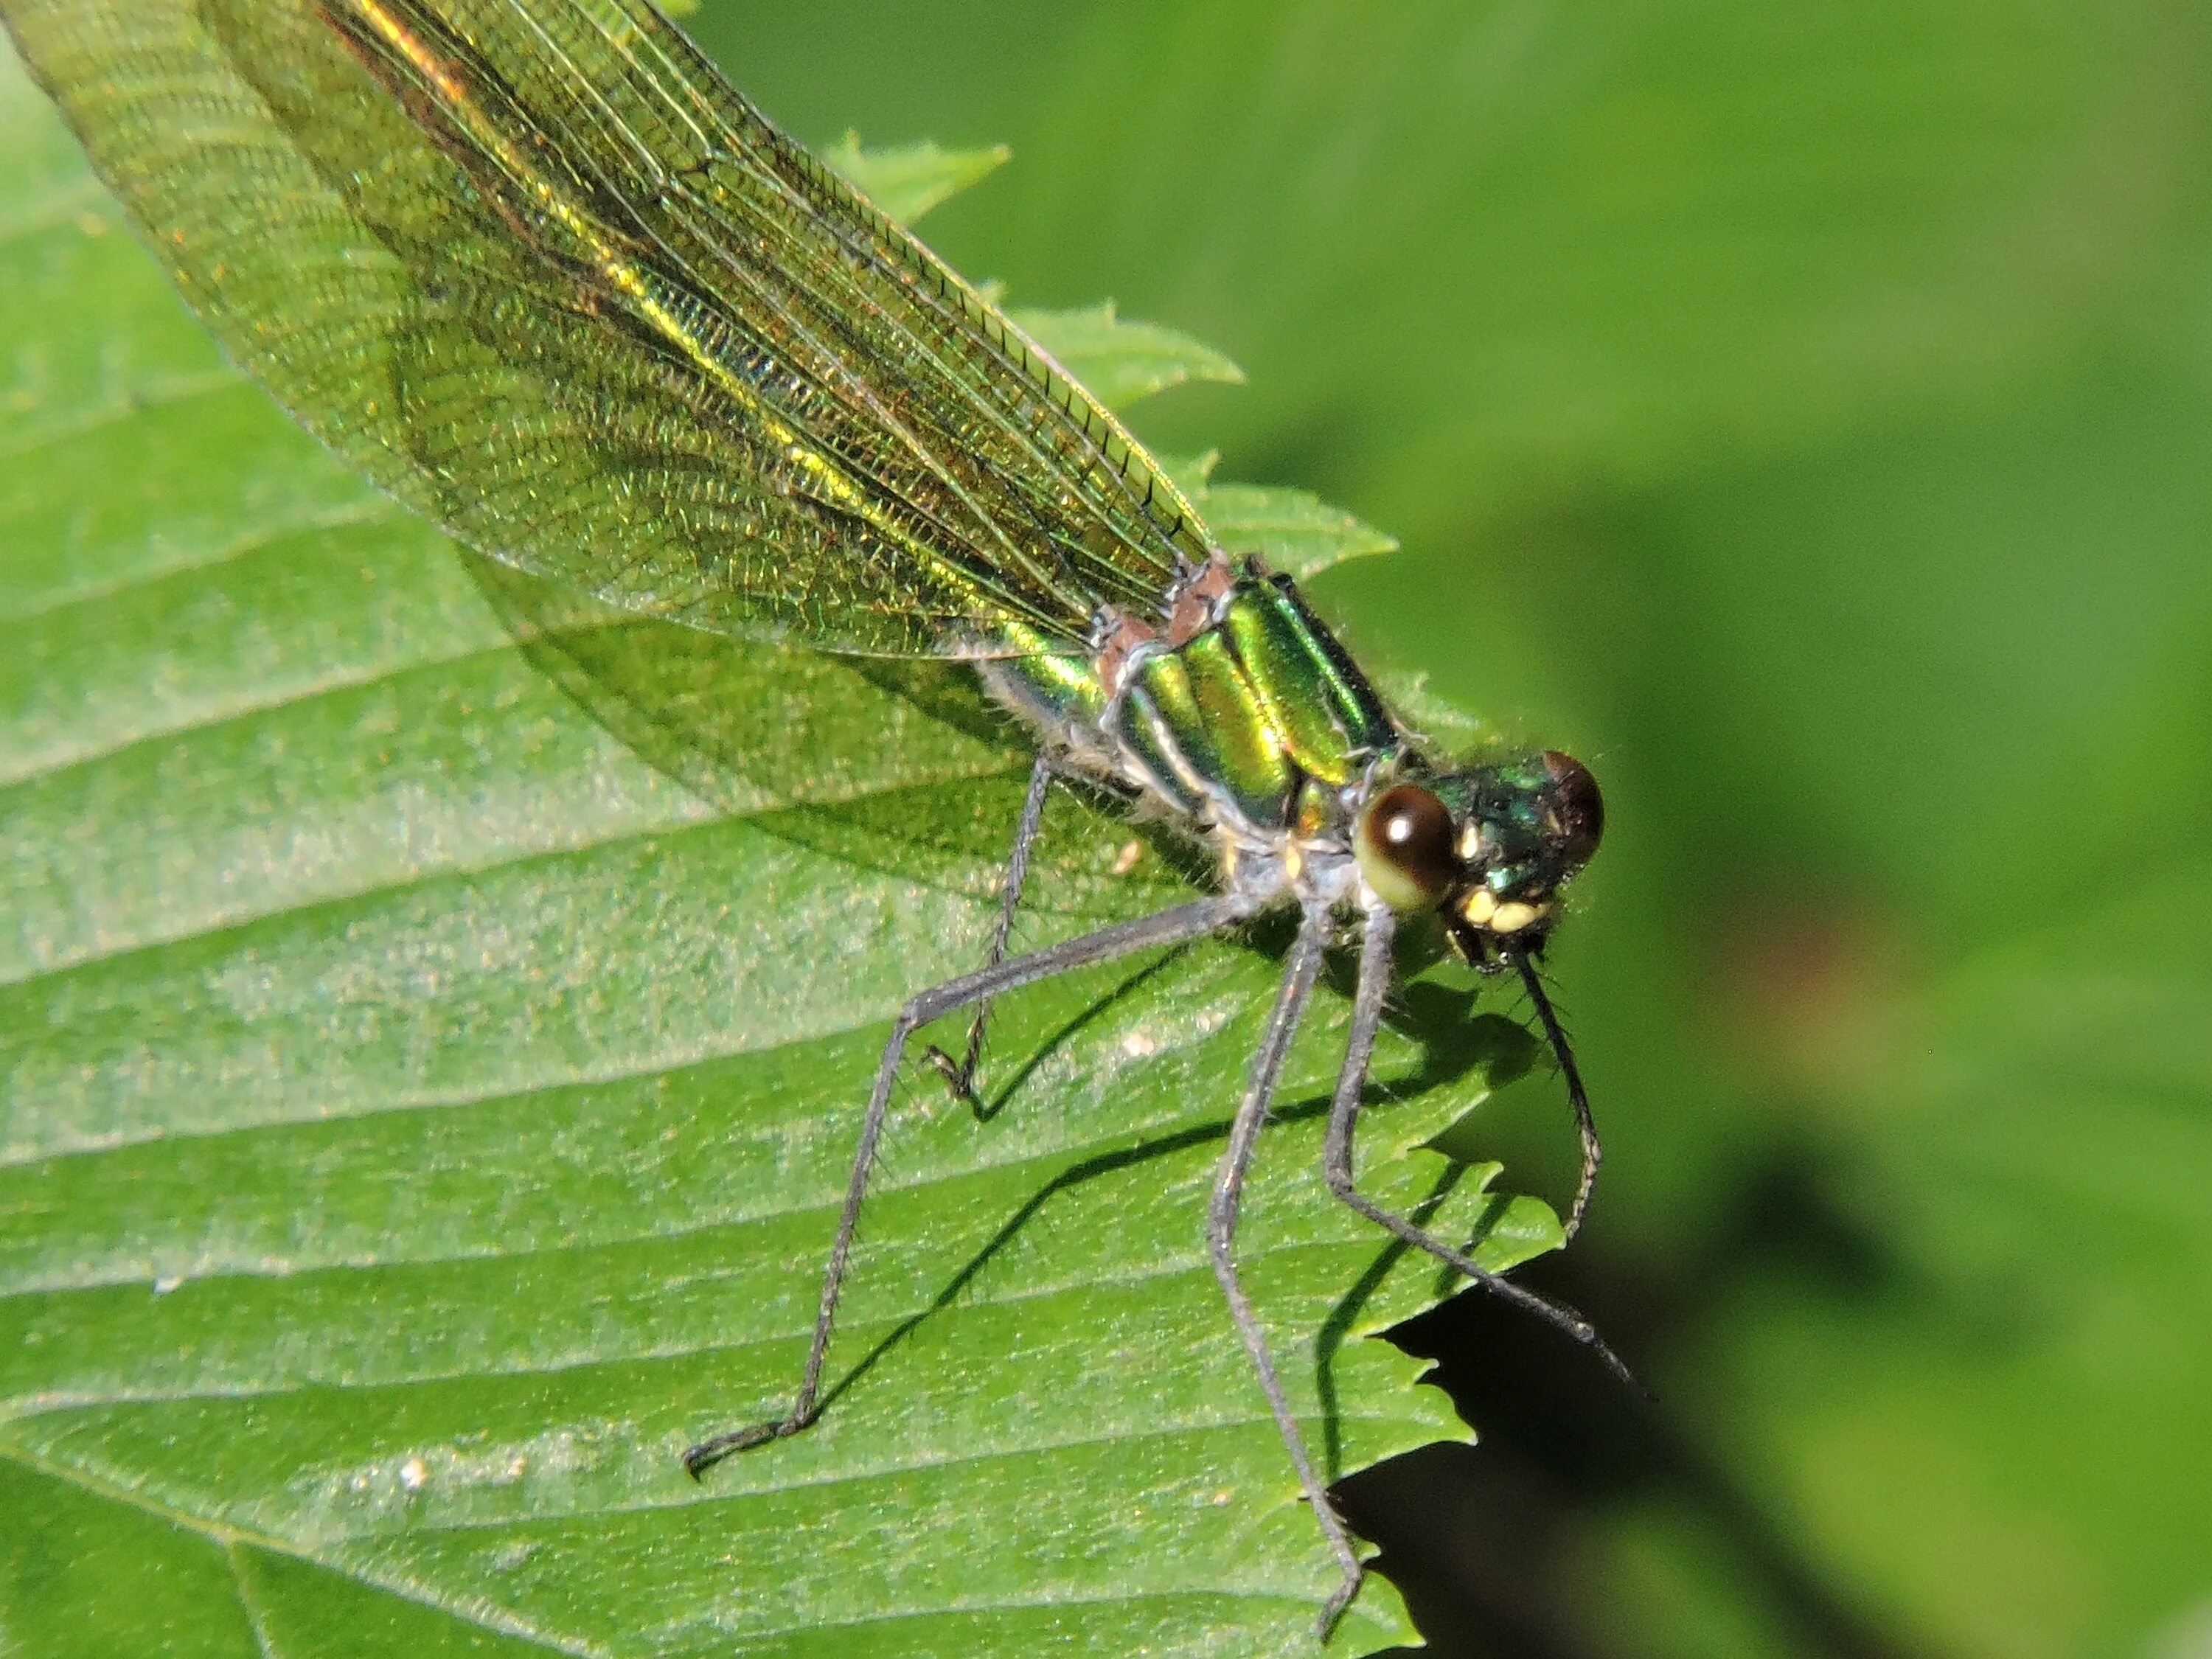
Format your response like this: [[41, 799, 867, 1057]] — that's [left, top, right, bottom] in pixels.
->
[[1542, 751, 1604, 868], [1356, 784, 1461, 911]]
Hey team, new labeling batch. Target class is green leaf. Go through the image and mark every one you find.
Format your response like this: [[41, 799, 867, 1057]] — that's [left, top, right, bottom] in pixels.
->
[[0, 46, 1561, 1658], [1155, 453, 1399, 582], [1198, 482, 1399, 582], [1011, 300, 1246, 411], [821, 132, 1011, 227], [1161, 450, 1223, 495]]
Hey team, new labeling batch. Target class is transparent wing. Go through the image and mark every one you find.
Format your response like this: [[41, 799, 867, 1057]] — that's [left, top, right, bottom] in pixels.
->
[[1, 0, 1217, 655]]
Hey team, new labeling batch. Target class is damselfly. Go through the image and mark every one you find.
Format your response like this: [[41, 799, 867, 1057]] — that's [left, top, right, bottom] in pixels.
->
[[3, 0, 1621, 1630]]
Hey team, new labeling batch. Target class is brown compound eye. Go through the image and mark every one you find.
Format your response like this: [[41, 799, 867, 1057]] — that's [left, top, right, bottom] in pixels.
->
[[1541, 751, 1604, 868], [1355, 784, 1461, 911]]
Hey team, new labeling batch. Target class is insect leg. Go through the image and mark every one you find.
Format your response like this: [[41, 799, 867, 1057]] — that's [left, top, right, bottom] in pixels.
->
[[1204, 905, 1368, 1637], [684, 889, 1261, 1476], [923, 752, 1054, 1110], [1324, 903, 1641, 1391]]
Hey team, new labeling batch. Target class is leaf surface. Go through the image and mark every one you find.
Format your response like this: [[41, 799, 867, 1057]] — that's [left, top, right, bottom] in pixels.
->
[[1011, 301, 1247, 412], [0, 49, 1563, 1658], [823, 132, 1012, 226]]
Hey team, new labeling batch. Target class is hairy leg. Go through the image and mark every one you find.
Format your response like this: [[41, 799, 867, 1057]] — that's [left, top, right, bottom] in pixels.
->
[[923, 753, 1054, 1107], [1203, 905, 1368, 1636], [1324, 903, 1638, 1390], [685, 888, 1262, 1475]]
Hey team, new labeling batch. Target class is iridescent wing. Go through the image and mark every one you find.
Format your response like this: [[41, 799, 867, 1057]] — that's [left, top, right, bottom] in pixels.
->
[[0, 0, 1216, 655]]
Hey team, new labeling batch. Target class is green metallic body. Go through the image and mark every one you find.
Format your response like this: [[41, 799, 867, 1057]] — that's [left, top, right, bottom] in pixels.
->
[[990, 563, 1402, 837]]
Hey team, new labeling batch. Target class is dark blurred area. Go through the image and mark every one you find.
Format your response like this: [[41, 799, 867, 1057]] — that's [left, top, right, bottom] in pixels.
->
[[686, 4, 2212, 1655]]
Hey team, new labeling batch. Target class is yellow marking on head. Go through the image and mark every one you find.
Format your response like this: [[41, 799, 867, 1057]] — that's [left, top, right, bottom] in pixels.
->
[[1489, 900, 1545, 934], [1459, 888, 1498, 927]]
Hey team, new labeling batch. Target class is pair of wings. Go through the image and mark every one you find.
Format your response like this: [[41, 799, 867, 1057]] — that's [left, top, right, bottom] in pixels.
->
[[1, 0, 1216, 656]]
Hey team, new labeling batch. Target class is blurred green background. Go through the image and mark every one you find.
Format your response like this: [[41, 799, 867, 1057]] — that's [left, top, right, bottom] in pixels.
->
[[675, 1, 2212, 1655]]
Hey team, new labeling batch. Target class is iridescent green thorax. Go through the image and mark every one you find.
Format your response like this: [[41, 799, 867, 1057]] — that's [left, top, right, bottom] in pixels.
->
[[989, 562, 1399, 835]]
